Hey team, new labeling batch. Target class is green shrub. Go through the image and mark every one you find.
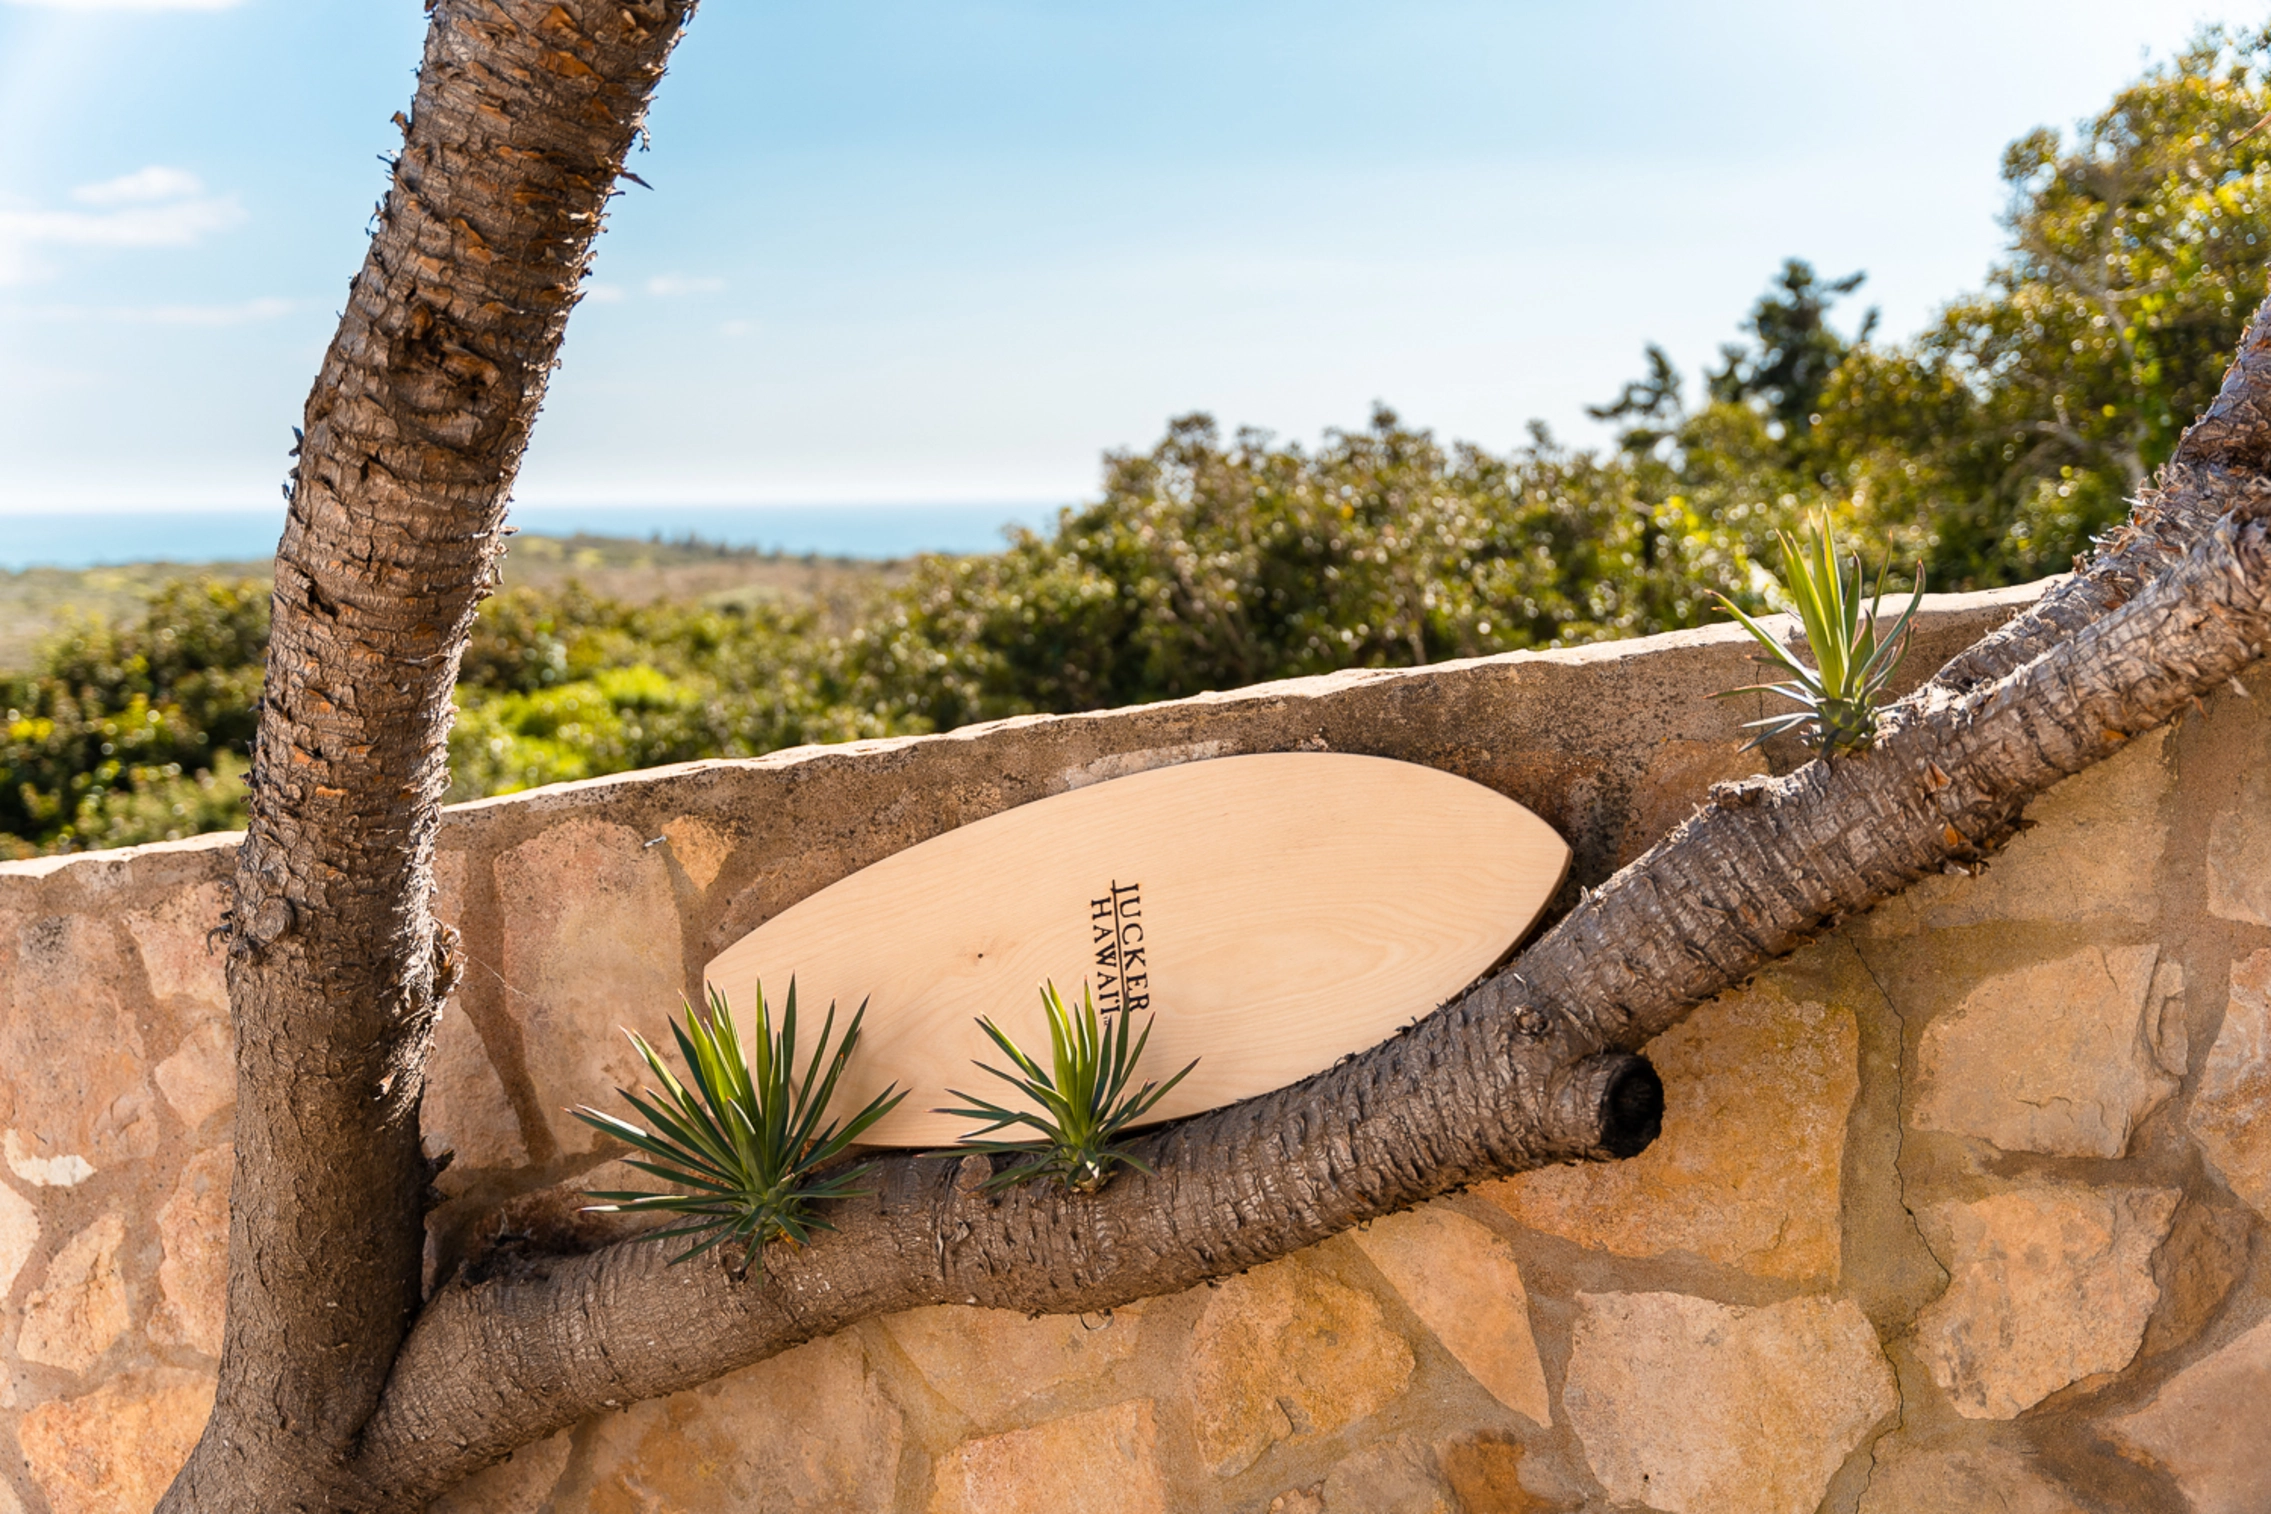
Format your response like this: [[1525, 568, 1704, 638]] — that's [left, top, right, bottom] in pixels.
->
[[936, 980, 1195, 1194], [1, 579, 266, 856], [573, 981, 903, 1274]]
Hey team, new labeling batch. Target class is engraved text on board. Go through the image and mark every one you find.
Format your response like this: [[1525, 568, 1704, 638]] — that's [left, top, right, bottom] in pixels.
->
[[1090, 880, 1148, 1015]]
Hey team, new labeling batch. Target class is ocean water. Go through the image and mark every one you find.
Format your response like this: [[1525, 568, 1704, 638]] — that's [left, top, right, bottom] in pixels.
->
[[0, 502, 1060, 570]]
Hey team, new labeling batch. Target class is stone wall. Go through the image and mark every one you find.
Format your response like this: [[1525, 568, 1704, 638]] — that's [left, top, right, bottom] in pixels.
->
[[3, 584, 2267, 1514]]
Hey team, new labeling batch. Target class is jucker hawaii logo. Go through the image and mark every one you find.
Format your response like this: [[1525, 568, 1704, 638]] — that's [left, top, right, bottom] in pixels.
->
[[1089, 880, 1149, 1016]]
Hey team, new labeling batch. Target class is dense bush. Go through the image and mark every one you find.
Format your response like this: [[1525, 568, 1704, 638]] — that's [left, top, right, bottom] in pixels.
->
[[7, 30, 2267, 856], [1, 579, 265, 856], [445, 583, 892, 801], [1820, 28, 2271, 584], [838, 409, 1779, 732]]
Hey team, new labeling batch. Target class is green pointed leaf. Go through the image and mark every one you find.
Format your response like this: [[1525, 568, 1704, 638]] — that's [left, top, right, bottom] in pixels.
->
[[1713, 512, 1925, 756], [575, 975, 898, 1274], [939, 980, 1194, 1194]]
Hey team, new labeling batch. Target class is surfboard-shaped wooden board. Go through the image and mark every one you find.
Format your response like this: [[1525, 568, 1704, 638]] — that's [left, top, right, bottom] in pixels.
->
[[703, 752, 1570, 1147]]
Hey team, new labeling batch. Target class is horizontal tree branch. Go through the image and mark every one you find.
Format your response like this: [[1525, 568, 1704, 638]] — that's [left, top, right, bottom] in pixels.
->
[[1531, 506, 2270, 1054], [356, 484, 2271, 1505]]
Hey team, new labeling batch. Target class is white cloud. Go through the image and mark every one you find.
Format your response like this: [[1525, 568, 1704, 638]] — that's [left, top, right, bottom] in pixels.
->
[[645, 273, 726, 297], [71, 165, 205, 205], [2, 0, 245, 11], [0, 168, 241, 284]]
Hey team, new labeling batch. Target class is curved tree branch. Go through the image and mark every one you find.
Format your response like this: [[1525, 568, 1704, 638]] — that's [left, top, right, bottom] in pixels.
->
[[163, 4, 696, 1510], [355, 490, 2271, 1504]]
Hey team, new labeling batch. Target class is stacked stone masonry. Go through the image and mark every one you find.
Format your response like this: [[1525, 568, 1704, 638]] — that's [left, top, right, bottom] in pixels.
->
[[2, 583, 2266, 1513]]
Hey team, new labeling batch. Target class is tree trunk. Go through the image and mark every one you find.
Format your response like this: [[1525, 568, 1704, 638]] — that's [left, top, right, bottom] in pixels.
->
[[161, 4, 695, 1510], [168, 0, 2271, 1500]]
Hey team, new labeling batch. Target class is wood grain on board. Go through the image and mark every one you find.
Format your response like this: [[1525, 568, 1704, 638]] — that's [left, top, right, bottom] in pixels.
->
[[704, 752, 1570, 1146]]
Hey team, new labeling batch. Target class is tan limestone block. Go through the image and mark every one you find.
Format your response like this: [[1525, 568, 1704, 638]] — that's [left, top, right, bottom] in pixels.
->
[[1855, 1443, 2086, 1514], [2206, 735, 2271, 927], [1871, 725, 2171, 933], [879, 1300, 1145, 1427], [1914, 944, 2180, 1159], [2, 1131, 94, 1189], [1, 914, 157, 1176], [1436, 1435, 1548, 1513], [18, 1367, 215, 1514], [419, 998, 528, 1178], [1350, 1205, 1550, 1425], [0, 1473, 22, 1514], [929, 1399, 1169, 1514], [121, 881, 229, 1015], [494, 818, 686, 1154], [2190, 949, 2271, 1219], [2152, 957, 2189, 1073], [1618, 738, 1767, 866], [151, 1144, 231, 1357], [153, 1019, 234, 1132], [2104, 1316, 2271, 1514], [1564, 1291, 1896, 1514], [2140, 1200, 2253, 1360], [1317, 1436, 1454, 1514], [0, 1179, 36, 1301], [432, 845, 469, 923], [568, 1333, 901, 1512], [428, 1429, 573, 1514], [1913, 1182, 2178, 1419], [1184, 1254, 1415, 1477], [1480, 984, 1855, 1282], [18, 1211, 129, 1373], [661, 817, 732, 892], [1267, 1489, 1325, 1514]]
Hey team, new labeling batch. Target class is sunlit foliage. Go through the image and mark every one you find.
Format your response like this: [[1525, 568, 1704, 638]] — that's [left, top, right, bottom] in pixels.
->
[[0, 579, 264, 857], [1820, 26, 2271, 584]]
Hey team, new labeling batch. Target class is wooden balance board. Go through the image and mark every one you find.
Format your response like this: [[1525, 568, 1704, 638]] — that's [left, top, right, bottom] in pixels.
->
[[703, 751, 1570, 1147]]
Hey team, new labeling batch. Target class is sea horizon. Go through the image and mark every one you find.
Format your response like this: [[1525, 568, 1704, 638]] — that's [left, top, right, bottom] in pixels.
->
[[0, 501, 1064, 571]]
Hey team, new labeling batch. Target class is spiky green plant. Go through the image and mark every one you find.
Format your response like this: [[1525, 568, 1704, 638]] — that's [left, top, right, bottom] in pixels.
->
[[1712, 513, 1925, 756], [936, 980, 1196, 1194], [573, 979, 903, 1273]]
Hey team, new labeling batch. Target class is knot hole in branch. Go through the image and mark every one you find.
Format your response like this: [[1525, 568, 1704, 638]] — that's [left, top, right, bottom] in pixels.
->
[[1574, 1052, 1663, 1160]]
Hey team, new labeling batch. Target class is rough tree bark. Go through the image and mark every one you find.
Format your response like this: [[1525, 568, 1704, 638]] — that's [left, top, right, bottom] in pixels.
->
[[161, 4, 698, 1510], [167, 2, 2271, 1506]]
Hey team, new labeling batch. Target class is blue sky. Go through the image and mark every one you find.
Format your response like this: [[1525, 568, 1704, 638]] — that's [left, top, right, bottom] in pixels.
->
[[0, 0, 2242, 516]]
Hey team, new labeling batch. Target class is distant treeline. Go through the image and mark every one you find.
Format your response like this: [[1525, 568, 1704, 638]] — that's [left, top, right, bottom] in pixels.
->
[[6, 30, 2268, 856]]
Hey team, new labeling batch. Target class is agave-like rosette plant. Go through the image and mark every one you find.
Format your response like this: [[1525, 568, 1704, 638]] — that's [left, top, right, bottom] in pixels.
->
[[1712, 513, 1925, 756], [573, 978, 903, 1273], [936, 979, 1196, 1194]]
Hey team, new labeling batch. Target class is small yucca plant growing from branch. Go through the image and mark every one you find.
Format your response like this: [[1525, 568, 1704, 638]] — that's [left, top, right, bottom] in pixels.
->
[[573, 979, 903, 1275], [1713, 512, 1925, 756], [936, 980, 1196, 1194]]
